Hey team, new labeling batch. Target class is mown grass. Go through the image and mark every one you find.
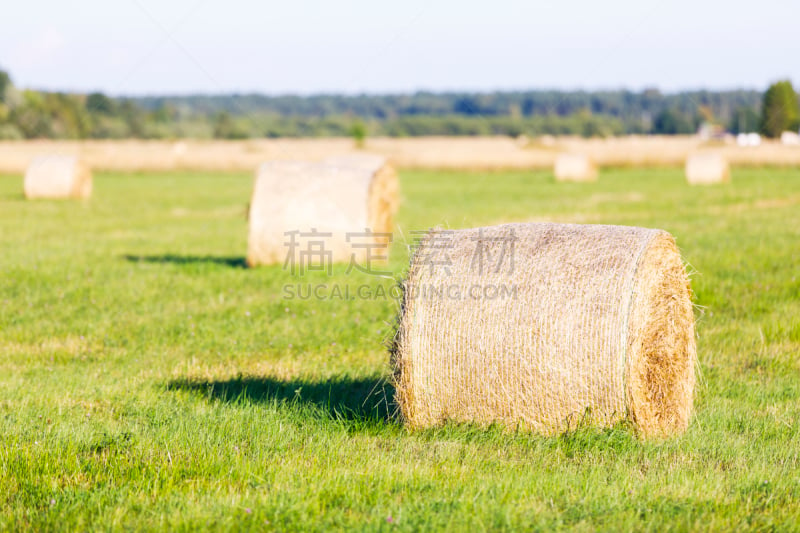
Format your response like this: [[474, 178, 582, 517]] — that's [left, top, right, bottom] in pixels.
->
[[1, 167, 799, 531]]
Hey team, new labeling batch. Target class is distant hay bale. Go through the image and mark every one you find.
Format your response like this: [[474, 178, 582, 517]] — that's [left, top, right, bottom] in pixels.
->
[[23, 155, 92, 199], [393, 222, 696, 439], [172, 141, 188, 157], [685, 153, 730, 185], [781, 131, 800, 146], [554, 153, 597, 182], [737, 133, 762, 147], [539, 135, 557, 147], [247, 156, 399, 267]]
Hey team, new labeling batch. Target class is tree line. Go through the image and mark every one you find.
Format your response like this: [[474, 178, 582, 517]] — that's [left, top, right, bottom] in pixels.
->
[[1, 68, 797, 140]]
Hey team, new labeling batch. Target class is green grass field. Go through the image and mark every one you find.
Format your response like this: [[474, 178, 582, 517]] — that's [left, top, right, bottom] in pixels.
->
[[1, 167, 799, 531]]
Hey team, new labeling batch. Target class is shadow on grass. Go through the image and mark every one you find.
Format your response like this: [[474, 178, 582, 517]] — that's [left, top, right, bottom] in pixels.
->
[[123, 254, 247, 269], [167, 375, 395, 423], [165, 376, 644, 446]]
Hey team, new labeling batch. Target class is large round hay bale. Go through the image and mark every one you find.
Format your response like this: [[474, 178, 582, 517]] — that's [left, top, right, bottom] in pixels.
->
[[393, 222, 696, 439], [554, 153, 597, 182], [321, 154, 400, 235], [685, 153, 730, 185], [247, 156, 399, 267], [23, 155, 92, 199]]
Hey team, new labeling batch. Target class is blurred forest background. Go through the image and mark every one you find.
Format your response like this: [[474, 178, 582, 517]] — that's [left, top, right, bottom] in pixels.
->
[[1, 67, 797, 141]]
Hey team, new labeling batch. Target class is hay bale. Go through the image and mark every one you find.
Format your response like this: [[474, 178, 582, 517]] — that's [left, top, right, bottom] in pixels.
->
[[322, 154, 400, 234], [393, 222, 696, 439], [172, 141, 188, 156], [736, 133, 762, 147], [247, 156, 399, 267], [685, 153, 730, 185], [23, 155, 92, 199], [539, 135, 557, 148], [781, 131, 800, 146], [554, 153, 597, 182]]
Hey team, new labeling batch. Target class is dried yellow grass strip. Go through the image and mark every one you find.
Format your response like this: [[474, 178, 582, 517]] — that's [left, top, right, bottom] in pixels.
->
[[247, 156, 399, 267], [23, 155, 92, 199], [393, 222, 696, 439], [554, 153, 598, 182]]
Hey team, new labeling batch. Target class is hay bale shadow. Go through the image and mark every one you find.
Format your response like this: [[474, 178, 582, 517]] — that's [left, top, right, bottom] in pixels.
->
[[123, 254, 247, 269], [167, 375, 395, 423]]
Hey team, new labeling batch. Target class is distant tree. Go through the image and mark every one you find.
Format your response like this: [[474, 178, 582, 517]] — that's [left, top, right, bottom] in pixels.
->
[[10, 90, 53, 138], [760, 80, 800, 138], [89, 116, 131, 139], [86, 92, 115, 115], [350, 119, 366, 148], [652, 109, 694, 135], [729, 106, 760, 134], [519, 98, 533, 117], [150, 104, 179, 124], [0, 82, 780, 139], [0, 69, 11, 100], [0, 69, 11, 124], [0, 124, 23, 139], [453, 96, 481, 116], [213, 111, 234, 138], [45, 92, 92, 138], [575, 109, 614, 138], [503, 121, 524, 138], [118, 100, 145, 137], [212, 111, 248, 139]]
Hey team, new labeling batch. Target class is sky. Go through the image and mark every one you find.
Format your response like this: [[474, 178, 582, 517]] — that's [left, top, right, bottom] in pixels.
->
[[2, 0, 799, 96]]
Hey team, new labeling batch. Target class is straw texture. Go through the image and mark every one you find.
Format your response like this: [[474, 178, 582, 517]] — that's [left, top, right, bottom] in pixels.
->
[[23, 155, 92, 199], [393, 222, 696, 439], [247, 156, 399, 267], [685, 153, 730, 185], [554, 153, 598, 182]]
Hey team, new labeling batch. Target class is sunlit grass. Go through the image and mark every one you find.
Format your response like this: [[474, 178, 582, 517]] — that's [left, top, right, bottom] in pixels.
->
[[1, 167, 799, 530]]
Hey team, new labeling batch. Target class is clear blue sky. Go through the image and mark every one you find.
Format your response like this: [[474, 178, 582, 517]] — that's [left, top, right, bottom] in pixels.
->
[[2, 0, 798, 95]]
